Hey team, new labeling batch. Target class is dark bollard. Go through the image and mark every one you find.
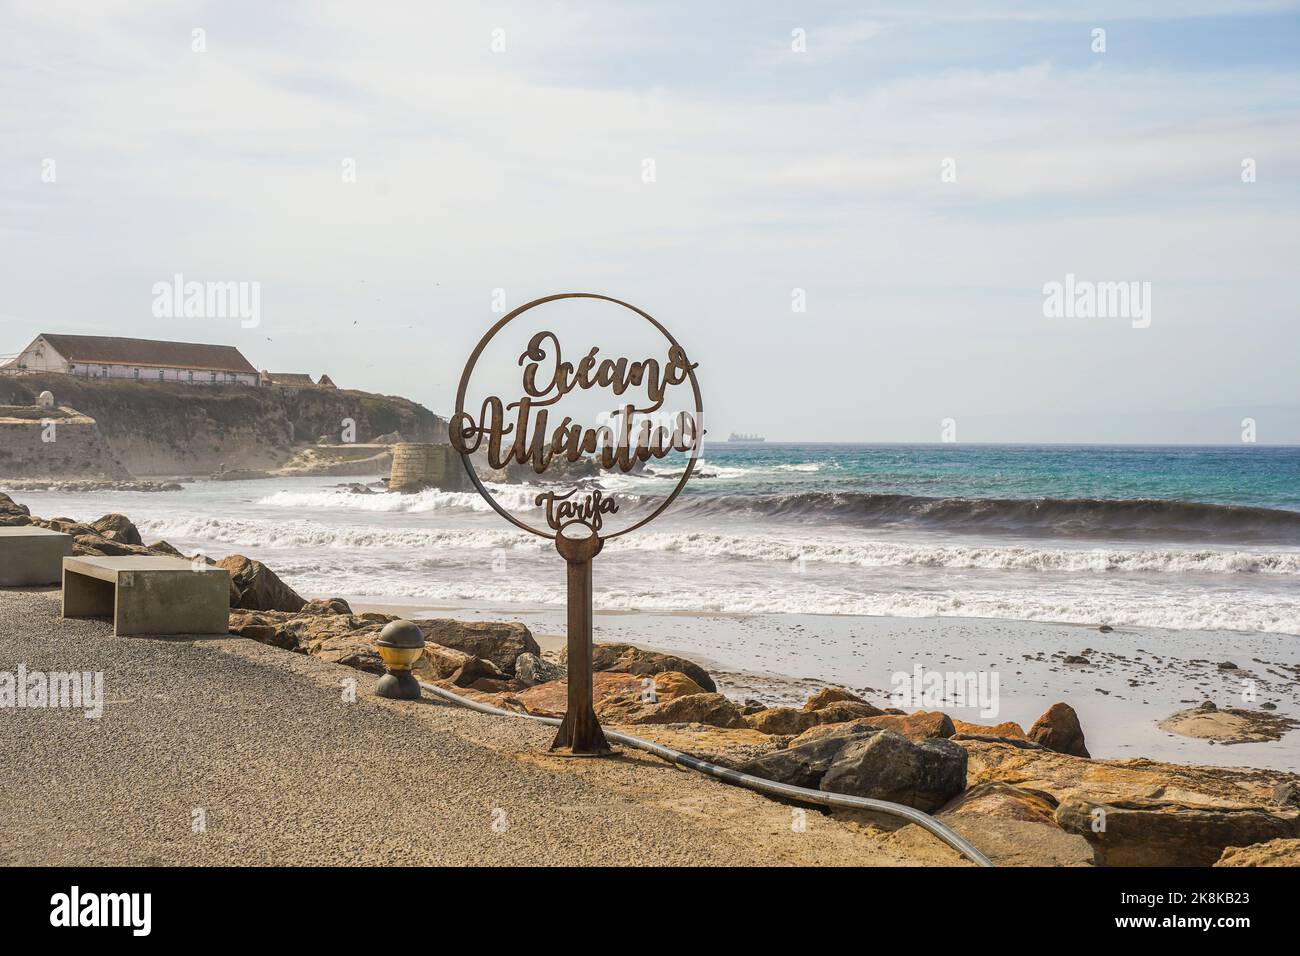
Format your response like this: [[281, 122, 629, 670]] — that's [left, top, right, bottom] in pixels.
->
[[375, 620, 425, 700]]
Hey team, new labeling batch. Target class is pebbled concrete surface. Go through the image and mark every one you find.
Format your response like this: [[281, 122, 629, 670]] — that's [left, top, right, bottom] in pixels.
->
[[0, 588, 926, 866]]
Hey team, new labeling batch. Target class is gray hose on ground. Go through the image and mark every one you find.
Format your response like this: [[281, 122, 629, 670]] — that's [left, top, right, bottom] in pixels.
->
[[417, 679, 994, 867]]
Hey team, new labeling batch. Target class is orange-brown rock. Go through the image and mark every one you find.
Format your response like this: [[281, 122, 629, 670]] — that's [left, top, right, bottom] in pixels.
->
[[866, 711, 955, 740], [787, 718, 880, 749], [308, 629, 386, 674], [218, 554, 306, 613], [952, 719, 1027, 740], [434, 682, 527, 714], [72, 533, 155, 558], [1055, 796, 1299, 867], [814, 700, 887, 724], [958, 738, 1300, 866], [643, 671, 706, 700], [1028, 702, 1089, 757], [515, 672, 644, 718], [593, 671, 706, 722], [449, 656, 504, 688], [418, 643, 476, 682], [788, 710, 955, 746], [414, 619, 540, 675], [467, 677, 519, 694], [612, 723, 779, 769], [635, 693, 747, 729], [581, 642, 716, 693], [744, 707, 817, 735], [958, 738, 1297, 808], [90, 513, 143, 546], [1215, 838, 1300, 867], [937, 780, 1059, 826], [802, 687, 867, 712]]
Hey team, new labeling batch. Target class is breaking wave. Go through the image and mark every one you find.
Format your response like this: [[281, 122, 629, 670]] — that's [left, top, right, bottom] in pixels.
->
[[257, 485, 540, 514], [673, 492, 1300, 543], [619, 531, 1300, 575], [135, 515, 542, 552], [133, 515, 1300, 576], [275, 569, 1300, 636]]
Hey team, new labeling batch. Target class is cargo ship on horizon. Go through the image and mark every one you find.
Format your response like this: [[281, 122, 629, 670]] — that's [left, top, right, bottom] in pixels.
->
[[727, 432, 766, 443]]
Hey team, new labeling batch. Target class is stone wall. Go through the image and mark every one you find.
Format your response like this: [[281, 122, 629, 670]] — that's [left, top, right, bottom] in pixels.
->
[[390, 442, 467, 492]]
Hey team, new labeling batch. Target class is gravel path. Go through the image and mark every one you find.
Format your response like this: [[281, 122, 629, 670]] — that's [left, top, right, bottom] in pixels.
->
[[0, 589, 917, 866]]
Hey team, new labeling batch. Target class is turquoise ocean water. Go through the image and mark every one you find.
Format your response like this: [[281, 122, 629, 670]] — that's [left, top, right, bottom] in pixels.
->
[[13, 442, 1300, 634]]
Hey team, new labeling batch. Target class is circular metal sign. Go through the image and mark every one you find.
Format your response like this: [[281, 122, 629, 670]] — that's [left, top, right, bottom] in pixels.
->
[[449, 293, 704, 542]]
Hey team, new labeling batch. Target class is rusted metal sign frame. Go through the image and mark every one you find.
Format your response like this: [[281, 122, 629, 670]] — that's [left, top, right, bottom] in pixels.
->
[[451, 292, 703, 755]]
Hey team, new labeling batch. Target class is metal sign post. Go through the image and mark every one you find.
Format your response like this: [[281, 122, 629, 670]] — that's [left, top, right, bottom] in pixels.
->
[[552, 525, 605, 753], [449, 293, 704, 756]]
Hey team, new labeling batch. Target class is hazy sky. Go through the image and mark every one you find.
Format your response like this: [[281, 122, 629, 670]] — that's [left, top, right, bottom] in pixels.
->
[[2, 1, 1297, 442]]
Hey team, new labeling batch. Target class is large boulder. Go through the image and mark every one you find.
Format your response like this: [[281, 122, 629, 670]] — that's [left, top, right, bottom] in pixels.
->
[[1056, 796, 1300, 867], [581, 642, 716, 693], [450, 656, 505, 689], [742, 701, 883, 735], [303, 623, 388, 674], [218, 554, 306, 613], [788, 711, 954, 747], [958, 738, 1300, 808], [956, 738, 1300, 865], [787, 718, 883, 751], [72, 534, 154, 558], [636, 670, 705, 701], [593, 671, 709, 722], [861, 711, 955, 741], [885, 815, 1097, 868], [228, 611, 297, 650], [952, 719, 1027, 740], [617, 723, 781, 769], [310, 635, 385, 673], [0, 493, 32, 526], [937, 781, 1059, 826], [1215, 838, 1300, 867], [90, 513, 143, 546], [635, 692, 746, 729], [802, 687, 870, 712], [919, 780, 1097, 867], [819, 731, 968, 812], [515, 672, 643, 718], [739, 733, 867, 789], [1028, 702, 1089, 757], [35, 516, 95, 536], [416, 619, 539, 675], [514, 652, 564, 687], [815, 700, 888, 725], [744, 707, 817, 736], [419, 643, 478, 682], [283, 613, 382, 652], [300, 597, 353, 616]]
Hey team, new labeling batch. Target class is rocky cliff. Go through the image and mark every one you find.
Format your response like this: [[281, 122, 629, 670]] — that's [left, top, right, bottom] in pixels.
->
[[0, 375, 446, 477], [0, 405, 131, 479]]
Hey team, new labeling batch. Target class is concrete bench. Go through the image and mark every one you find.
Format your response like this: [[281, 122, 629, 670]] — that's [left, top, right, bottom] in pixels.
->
[[0, 527, 75, 586], [62, 556, 230, 636]]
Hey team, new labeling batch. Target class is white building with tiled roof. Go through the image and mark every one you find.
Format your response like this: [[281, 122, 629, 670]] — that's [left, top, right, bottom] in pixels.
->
[[3, 334, 261, 386]]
